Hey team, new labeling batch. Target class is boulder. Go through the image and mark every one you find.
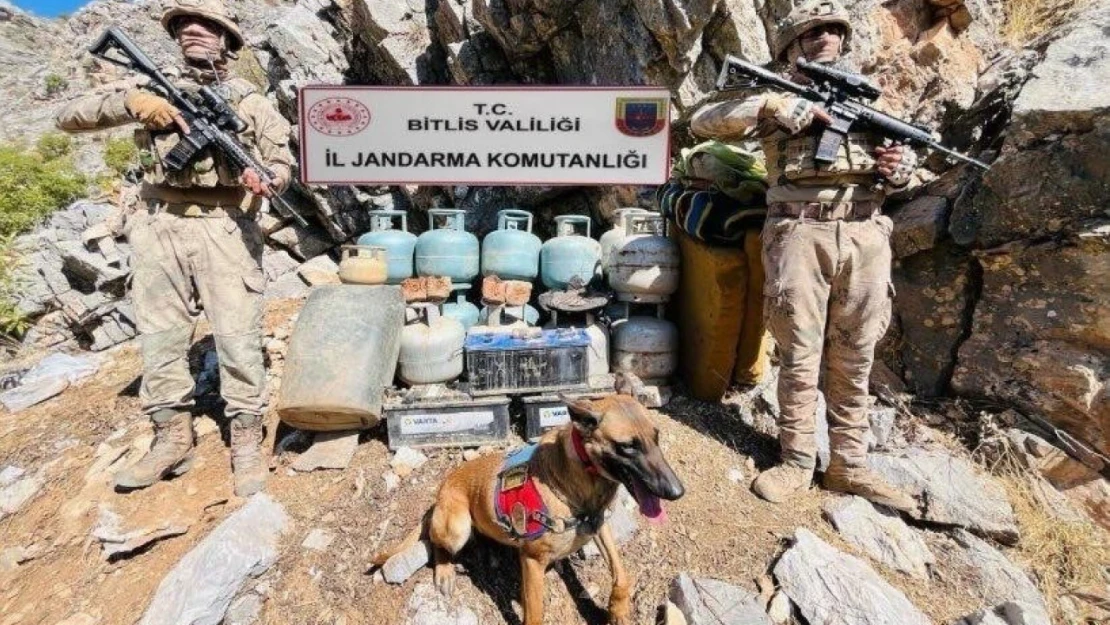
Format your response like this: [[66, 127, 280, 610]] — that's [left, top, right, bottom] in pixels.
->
[[404, 582, 478, 625], [954, 602, 1051, 625], [269, 221, 335, 261], [869, 449, 1019, 544], [668, 573, 770, 625], [382, 539, 431, 584], [138, 494, 288, 625], [951, 227, 1110, 458], [773, 528, 931, 625], [265, 0, 349, 118], [822, 496, 935, 579], [351, 0, 439, 85], [950, 5, 1110, 247], [890, 196, 948, 259], [942, 530, 1050, 625]]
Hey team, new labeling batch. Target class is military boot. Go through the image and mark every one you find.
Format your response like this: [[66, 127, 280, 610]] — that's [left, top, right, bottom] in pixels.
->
[[751, 462, 815, 503], [823, 462, 918, 514], [114, 411, 195, 491], [230, 417, 267, 497]]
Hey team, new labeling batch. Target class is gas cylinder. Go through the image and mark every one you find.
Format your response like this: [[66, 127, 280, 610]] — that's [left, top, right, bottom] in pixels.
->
[[277, 285, 404, 431], [398, 303, 465, 386], [608, 213, 680, 303], [540, 215, 601, 290], [441, 290, 480, 331], [600, 208, 649, 272], [478, 303, 540, 327], [482, 209, 542, 281], [610, 306, 678, 385], [356, 210, 417, 284], [415, 209, 479, 285], [338, 245, 388, 285]]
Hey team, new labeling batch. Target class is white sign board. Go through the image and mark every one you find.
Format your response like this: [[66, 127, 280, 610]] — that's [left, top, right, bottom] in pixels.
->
[[299, 86, 672, 186]]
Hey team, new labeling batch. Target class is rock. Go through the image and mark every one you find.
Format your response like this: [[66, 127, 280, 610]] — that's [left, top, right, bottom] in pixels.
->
[[301, 528, 334, 552], [664, 600, 689, 625], [194, 417, 220, 439], [891, 196, 948, 259], [404, 581, 479, 625], [92, 507, 189, 560], [952, 228, 1110, 459], [138, 494, 288, 625], [1008, 429, 1110, 531], [774, 528, 930, 625], [383, 471, 400, 492], [265, 271, 310, 301], [727, 468, 745, 484], [668, 573, 771, 625], [944, 530, 1050, 625], [391, 446, 428, 477], [767, 591, 791, 624], [955, 602, 1053, 625], [891, 244, 975, 396], [292, 430, 360, 472], [269, 222, 334, 261], [296, 254, 341, 286], [351, 0, 438, 86], [951, 4, 1110, 248], [382, 539, 431, 584], [265, 0, 349, 117], [224, 592, 263, 625], [870, 449, 1019, 544], [868, 406, 897, 450], [0, 465, 25, 485], [822, 496, 935, 579], [0, 472, 43, 521], [262, 248, 301, 282], [0, 546, 33, 572]]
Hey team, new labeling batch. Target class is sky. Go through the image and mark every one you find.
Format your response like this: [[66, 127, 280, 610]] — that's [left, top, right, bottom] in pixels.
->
[[11, 0, 91, 17]]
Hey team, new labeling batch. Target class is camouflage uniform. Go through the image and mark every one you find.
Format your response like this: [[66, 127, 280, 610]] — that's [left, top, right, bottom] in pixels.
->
[[56, 0, 291, 495], [690, 0, 917, 510]]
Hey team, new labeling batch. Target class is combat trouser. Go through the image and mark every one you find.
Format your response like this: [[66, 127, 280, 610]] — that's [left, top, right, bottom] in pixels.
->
[[128, 203, 267, 424], [761, 201, 894, 469]]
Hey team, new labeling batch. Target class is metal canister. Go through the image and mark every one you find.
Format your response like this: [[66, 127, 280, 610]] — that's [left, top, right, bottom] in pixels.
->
[[540, 215, 601, 290], [356, 210, 417, 284], [482, 209, 542, 281], [600, 207, 650, 272], [338, 245, 388, 285], [610, 306, 678, 385], [415, 209, 479, 285], [398, 303, 465, 386], [608, 213, 680, 303], [441, 290, 480, 331], [477, 303, 540, 327]]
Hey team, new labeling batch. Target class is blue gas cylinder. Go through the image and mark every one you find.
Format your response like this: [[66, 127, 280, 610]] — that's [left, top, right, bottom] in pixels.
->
[[415, 209, 479, 284], [356, 210, 416, 284], [441, 291, 480, 331], [482, 209, 541, 281], [540, 215, 601, 290]]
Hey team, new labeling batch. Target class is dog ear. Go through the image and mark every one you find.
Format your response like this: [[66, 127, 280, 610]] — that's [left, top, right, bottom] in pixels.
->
[[559, 394, 602, 430]]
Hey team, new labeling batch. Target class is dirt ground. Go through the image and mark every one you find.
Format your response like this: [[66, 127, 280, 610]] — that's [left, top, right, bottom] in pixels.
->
[[0, 299, 1079, 625]]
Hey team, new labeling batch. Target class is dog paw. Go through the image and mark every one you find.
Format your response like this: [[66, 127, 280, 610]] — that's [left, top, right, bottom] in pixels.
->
[[434, 564, 457, 597], [608, 603, 631, 625]]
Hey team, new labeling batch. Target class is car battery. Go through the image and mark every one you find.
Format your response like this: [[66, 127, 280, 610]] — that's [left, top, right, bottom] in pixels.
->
[[384, 392, 510, 450], [464, 328, 590, 396]]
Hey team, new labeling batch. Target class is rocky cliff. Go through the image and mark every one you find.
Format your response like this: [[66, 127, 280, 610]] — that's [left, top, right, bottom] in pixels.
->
[[1, 0, 1106, 477]]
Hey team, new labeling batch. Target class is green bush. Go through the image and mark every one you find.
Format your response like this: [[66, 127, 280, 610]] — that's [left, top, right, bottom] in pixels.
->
[[103, 137, 138, 175], [36, 132, 73, 161], [0, 235, 29, 336], [0, 145, 87, 238], [44, 73, 68, 96]]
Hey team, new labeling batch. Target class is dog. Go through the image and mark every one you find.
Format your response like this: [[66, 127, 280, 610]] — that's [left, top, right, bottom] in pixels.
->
[[372, 389, 685, 625]]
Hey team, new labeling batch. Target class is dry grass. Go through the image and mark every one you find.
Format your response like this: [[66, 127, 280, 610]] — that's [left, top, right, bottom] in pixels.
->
[[1002, 0, 1092, 46], [979, 442, 1110, 618]]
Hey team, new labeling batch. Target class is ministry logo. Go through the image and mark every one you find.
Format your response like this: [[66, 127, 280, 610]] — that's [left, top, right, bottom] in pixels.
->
[[308, 97, 371, 137], [614, 98, 667, 137]]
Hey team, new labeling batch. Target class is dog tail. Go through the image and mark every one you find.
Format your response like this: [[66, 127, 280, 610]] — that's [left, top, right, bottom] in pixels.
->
[[370, 507, 432, 568]]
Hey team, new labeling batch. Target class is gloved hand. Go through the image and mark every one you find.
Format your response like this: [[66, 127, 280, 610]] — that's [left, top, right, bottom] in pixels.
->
[[240, 168, 276, 198], [763, 94, 832, 134], [875, 144, 917, 187], [125, 90, 188, 132]]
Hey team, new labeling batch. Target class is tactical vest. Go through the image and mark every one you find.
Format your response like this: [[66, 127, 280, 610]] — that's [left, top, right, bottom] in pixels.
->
[[762, 128, 880, 189], [133, 76, 258, 189]]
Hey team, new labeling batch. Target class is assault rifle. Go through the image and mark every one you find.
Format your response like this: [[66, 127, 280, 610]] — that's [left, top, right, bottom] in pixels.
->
[[715, 55, 989, 171], [88, 26, 309, 227]]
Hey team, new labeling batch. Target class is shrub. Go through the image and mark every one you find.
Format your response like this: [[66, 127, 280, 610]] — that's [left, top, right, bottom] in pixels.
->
[[103, 137, 138, 176], [43, 72, 68, 96], [36, 132, 73, 161], [1003, 0, 1089, 45], [0, 235, 29, 336], [0, 145, 87, 238]]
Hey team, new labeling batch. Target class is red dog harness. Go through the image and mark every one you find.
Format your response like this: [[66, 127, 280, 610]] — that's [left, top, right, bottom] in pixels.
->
[[494, 430, 602, 541]]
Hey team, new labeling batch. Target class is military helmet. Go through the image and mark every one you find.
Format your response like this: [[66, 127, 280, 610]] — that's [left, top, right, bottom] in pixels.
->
[[161, 0, 245, 52], [773, 0, 852, 61]]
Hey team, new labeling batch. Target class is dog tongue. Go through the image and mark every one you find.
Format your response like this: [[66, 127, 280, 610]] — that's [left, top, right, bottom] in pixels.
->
[[631, 481, 667, 525]]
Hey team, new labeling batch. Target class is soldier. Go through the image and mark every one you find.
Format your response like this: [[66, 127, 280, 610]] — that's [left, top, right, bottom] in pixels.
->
[[56, 0, 293, 497], [690, 0, 918, 512]]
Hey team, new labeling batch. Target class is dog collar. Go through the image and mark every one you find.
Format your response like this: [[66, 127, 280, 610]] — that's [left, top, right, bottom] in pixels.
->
[[571, 428, 598, 474]]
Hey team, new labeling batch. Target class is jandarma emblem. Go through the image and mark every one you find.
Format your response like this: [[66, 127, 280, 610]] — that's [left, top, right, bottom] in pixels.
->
[[308, 97, 371, 136], [614, 98, 667, 137]]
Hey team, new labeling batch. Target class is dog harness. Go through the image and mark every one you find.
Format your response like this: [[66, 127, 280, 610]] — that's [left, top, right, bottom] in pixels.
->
[[493, 430, 604, 541]]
